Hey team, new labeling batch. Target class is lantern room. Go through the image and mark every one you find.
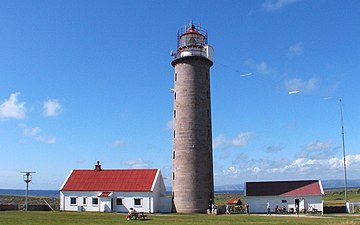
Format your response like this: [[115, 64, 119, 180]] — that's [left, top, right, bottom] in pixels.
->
[[173, 22, 214, 62]]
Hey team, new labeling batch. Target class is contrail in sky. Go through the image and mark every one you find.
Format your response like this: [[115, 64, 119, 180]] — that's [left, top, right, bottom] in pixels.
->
[[288, 90, 300, 94], [240, 72, 252, 77]]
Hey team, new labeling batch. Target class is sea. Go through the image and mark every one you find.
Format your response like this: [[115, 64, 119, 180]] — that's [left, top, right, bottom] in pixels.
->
[[0, 189, 59, 198], [1, 179, 359, 198]]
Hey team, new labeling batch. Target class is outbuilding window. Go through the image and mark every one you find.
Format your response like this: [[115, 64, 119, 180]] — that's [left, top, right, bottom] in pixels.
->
[[83, 197, 87, 205], [70, 197, 77, 205], [282, 200, 287, 203], [92, 197, 99, 205]]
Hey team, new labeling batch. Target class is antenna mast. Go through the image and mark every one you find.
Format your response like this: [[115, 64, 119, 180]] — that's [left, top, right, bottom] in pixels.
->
[[339, 99, 348, 210]]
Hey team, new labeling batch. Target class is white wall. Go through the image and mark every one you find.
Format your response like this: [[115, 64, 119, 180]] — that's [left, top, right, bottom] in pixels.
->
[[151, 170, 168, 213], [244, 195, 323, 213], [60, 191, 101, 212], [61, 191, 154, 213]]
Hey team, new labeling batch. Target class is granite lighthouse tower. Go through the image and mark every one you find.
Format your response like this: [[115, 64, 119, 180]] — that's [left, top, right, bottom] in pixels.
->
[[171, 23, 214, 213]]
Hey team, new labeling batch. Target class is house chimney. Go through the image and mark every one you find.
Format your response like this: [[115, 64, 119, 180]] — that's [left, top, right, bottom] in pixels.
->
[[95, 161, 101, 171]]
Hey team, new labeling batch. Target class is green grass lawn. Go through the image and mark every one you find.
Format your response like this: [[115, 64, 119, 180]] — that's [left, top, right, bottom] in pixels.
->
[[1, 189, 360, 225], [323, 188, 360, 206], [1, 211, 360, 225]]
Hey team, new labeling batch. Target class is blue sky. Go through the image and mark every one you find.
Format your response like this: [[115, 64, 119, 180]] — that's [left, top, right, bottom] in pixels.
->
[[1, 0, 360, 190]]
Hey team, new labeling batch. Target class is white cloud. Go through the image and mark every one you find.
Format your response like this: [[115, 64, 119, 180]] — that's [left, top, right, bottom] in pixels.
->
[[0, 92, 26, 119], [215, 153, 360, 184], [213, 132, 255, 149], [284, 77, 318, 92], [245, 59, 275, 75], [18, 123, 56, 144], [108, 139, 126, 148], [262, 0, 299, 12], [297, 140, 339, 159], [213, 134, 226, 149], [305, 140, 333, 151], [43, 99, 62, 117], [122, 158, 151, 169], [288, 42, 304, 57]]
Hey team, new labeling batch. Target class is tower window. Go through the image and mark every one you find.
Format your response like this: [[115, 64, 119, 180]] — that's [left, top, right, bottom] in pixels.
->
[[174, 92, 176, 100], [173, 130, 176, 138], [173, 172, 175, 180], [175, 73, 177, 81], [174, 110, 176, 118], [173, 151, 175, 159]]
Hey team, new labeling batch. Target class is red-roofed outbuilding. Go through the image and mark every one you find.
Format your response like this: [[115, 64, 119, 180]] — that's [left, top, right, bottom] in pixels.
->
[[244, 180, 324, 214], [60, 162, 172, 213]]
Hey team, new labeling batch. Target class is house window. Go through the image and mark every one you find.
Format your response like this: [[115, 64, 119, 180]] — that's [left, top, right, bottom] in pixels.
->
[[83, 197, 87, 205], [134, 198, 142, 206], [92, 197, 99, 205], [70, 197, 77, 205], [116, 198, 123, 205]]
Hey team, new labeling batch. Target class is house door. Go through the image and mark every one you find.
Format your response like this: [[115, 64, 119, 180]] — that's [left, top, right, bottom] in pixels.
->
[[295, 199, 299, 212]]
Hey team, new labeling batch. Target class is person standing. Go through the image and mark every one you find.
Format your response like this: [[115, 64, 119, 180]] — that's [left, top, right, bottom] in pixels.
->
[[226, 204, 230, 215], [266, 202, 271, 216], [245, 203, 250, 215]]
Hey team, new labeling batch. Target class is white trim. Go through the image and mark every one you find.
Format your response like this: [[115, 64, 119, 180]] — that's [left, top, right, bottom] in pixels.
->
[[60, 169, 74, 190], [318, 180, 324, 195], [150, 169, 160, 192], [244, 182, 247, 196]]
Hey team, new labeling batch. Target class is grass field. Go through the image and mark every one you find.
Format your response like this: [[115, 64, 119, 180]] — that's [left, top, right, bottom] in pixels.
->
[[1, 189, 360, 224], [1, 211, 360, 225]]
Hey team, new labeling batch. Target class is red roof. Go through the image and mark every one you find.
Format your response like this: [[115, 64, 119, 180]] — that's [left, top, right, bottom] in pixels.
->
[[99, 192, 112, 197], [61, 169, 158, 192], [245, 180, 323, 197]]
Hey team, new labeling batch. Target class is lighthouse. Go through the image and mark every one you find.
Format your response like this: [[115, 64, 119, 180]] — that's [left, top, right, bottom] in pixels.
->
[[171, 23, 214, 213]]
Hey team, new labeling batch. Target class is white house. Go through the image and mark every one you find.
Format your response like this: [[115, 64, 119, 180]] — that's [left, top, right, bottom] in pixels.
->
[[244, 180, 324, 214], [60, 162, 172, 213]]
